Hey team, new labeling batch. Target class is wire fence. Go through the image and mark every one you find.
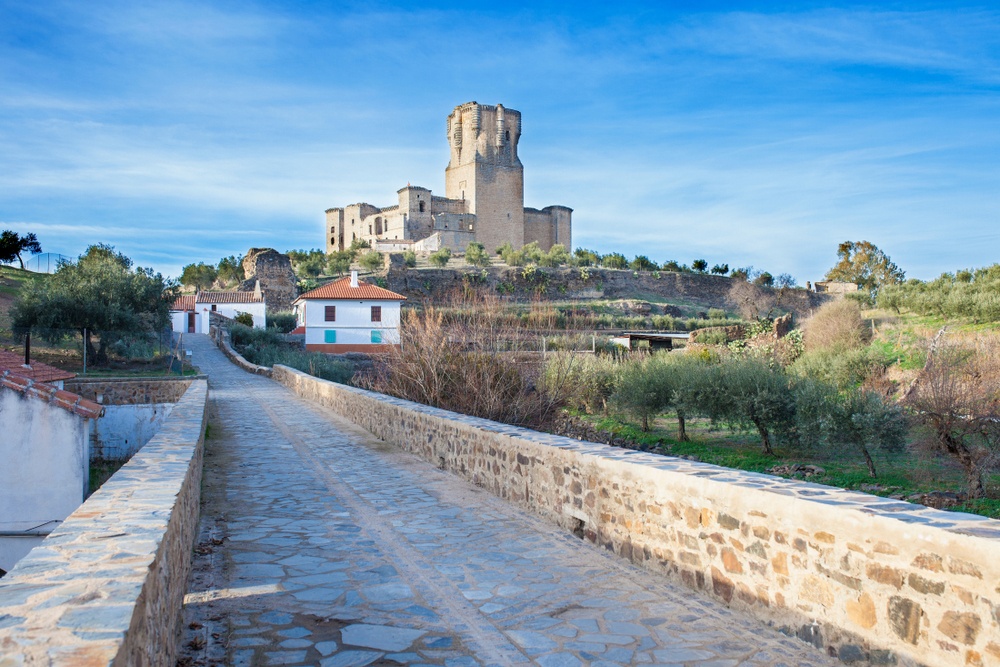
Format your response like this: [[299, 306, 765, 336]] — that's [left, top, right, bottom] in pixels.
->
[[21, 253, 72, 274], [0, 326, 187, 376]]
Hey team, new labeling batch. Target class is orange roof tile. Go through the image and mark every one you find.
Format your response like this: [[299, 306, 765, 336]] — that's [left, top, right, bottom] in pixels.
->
[[1, 370, 104, 419], [0, 350, 76, 384], [196, 291, 264, 304], [171, 295, 197, 311], [295, 277, 406, 302]]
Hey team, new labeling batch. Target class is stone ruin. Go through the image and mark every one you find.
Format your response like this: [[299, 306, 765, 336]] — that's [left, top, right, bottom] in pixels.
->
[[239, 248, 298, 312]]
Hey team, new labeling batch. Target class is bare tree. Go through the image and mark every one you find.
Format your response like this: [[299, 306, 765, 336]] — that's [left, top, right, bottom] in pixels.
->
[[904, 337, 1000, 498]]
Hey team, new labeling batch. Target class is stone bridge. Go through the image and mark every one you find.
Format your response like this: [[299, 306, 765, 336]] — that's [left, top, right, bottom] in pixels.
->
[[1, 334, 999, 666]]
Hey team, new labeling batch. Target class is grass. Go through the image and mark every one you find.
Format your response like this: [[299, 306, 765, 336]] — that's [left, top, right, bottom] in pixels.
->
[[569, 410, 1000, 519]]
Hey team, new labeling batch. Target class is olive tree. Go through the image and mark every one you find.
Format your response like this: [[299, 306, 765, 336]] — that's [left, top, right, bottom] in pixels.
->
[[12, 244, 176, 365]]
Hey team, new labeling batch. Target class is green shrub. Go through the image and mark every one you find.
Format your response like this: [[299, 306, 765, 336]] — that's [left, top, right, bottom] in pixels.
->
[[464, 242, 490, 267], [268, 312, 298, 333], [233, 312, 254, 327], [708, 308, 727, 320], [359, 250, 383, 272], [429, 248, 452, 268], [403, 250, 417, 267]]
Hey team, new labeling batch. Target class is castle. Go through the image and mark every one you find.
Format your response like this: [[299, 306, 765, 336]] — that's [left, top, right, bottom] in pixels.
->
[[325, 102, 572, 256]]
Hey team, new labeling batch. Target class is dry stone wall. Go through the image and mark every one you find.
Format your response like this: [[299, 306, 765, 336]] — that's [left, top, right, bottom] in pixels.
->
[[0, 380, 209, 666], [387, 267, 828, 318], [272, 365, 1000, 666], [64, 376, 196, 405]]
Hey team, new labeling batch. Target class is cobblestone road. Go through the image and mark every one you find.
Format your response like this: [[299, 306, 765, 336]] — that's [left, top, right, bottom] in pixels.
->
[[177, 334, 833, 666]]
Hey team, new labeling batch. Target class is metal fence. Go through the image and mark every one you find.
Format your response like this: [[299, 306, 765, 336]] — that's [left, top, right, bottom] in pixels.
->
[[22, 253, 72, 274]]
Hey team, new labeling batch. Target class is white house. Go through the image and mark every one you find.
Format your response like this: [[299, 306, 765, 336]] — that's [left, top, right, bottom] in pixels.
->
[[170, 282, 267, 334], [0, 371, 104, 575], [293, 271, 406, 353]]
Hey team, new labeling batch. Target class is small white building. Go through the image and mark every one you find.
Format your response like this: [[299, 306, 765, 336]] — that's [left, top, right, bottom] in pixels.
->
[[0, 371, 104, 575], [293, 271, 406, 353], [170, 282, 267, 334]]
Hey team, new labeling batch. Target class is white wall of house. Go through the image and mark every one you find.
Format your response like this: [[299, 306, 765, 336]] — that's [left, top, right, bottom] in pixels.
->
[[170, 310, 204, 334], [0, 391, 91, 573], [298, 299, 402, 347], [198, 301, 266, 332]]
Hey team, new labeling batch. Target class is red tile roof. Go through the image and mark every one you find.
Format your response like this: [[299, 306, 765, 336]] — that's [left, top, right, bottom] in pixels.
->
[[296, 277, 406, 302], [0, 350, 76, 384], [1, 370, 104, 419], [196, 291, 264, 304], [171, 295, 197, 311]]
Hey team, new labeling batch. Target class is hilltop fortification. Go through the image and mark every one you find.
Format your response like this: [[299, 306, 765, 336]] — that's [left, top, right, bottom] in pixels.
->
[[325, 102, 571, 256]]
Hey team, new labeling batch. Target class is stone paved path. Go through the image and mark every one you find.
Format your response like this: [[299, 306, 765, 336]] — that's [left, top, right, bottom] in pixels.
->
[[177, 334, 833, 666]]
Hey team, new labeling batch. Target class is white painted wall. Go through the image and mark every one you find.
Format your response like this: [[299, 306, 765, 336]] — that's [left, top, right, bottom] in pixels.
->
[[0, 391, 90, 573], [92, 403, 175, 461], [198, 302, 266, 332], [298, 299, 401, 346]]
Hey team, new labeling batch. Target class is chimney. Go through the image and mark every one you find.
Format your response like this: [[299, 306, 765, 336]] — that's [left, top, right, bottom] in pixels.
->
[[253, 280, 263, 300], [350, 270, 359, 288]]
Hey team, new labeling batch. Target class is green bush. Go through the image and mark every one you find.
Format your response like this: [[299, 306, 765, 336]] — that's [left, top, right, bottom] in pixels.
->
[[429, 247, 452, 267], [359, 250, 383, 272], [403, 250, 417, 268], [268, 312, 298, 333], [789, 344, 892, 390], [464, 242, 491, 267], [233, 312, 254, 327], [229, 323, 353, 383]]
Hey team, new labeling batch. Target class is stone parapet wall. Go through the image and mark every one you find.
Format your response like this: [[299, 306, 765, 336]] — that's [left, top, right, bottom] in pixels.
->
[[272, 365, 1000, 666], [0, 380, 209, 666], [211, 326, 272, 377], [64, 376, 198, 405]]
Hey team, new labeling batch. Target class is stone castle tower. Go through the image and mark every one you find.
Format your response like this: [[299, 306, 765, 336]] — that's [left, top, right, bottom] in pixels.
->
[[445, 103, 525, 252], [325, 102, 570, 256]]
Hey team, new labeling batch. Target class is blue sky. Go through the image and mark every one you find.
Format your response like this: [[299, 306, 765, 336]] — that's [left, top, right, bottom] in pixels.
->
[[1, 1, 997, 282]]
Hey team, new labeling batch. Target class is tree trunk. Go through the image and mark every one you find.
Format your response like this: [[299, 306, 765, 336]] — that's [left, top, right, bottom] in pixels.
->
[[83, 329, 97, 363], [861, 445, 877, 478], [95, 335, 109, 365], [965, 465, 986, 500], [755, 422, 774, 455], [16, 253, 24, 270], [641, 413, 649, 432], [677, 409, 689, 442]]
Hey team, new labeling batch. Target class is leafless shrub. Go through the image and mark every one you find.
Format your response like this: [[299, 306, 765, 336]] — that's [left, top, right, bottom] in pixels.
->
[[802, 299, 871, 352], [361, 292, 564, 428], [904, 336, 1000, 498], [727, 281, 777, 321]]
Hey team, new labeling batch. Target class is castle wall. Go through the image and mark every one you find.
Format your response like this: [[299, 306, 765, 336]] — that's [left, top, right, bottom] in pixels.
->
[[523, 206, 573, 252]]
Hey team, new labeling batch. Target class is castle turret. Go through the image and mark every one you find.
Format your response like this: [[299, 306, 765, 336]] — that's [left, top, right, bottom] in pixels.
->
[[445, 102, 525, 252]]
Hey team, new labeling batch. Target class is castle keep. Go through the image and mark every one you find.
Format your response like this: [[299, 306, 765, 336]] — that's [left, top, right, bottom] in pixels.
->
[[325, 102, 572, 255]]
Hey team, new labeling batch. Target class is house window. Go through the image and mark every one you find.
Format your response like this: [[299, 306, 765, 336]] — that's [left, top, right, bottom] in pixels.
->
[[371, 330, 383, 344], [419, 201, 425, 213], [371, 306, 381, 322], [325, 306, 336, 322], [211, 304, 217, 311], [324, 330, 337, 343]]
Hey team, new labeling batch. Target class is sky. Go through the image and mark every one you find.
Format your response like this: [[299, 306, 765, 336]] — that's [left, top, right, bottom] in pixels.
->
[[1, 1, 998, 282]]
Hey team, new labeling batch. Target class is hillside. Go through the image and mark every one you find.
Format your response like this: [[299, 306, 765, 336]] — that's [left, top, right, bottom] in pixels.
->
[[381, 265, 828, 323]]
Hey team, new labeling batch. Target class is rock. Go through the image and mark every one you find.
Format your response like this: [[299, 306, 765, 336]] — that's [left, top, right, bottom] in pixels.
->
[[239, 248, 298, 312]]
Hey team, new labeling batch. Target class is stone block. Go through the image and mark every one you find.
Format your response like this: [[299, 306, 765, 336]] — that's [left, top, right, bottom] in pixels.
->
[[937, 611, 981, 645]]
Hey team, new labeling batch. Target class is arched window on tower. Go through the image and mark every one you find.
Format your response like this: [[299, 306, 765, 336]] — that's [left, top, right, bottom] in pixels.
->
[[419, 201, 425, 213], [505, 130, 510, 142]]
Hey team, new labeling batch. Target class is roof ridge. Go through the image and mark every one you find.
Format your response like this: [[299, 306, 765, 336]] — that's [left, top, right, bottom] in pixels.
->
[[1, 369, 104, 419]]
